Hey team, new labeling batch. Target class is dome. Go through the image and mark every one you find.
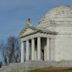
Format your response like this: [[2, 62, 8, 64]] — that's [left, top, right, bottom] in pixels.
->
[[37, 6, 72, 29]]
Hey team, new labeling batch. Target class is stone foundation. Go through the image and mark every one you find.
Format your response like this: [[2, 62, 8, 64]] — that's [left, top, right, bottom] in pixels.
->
[[1, 61, 72, 72]]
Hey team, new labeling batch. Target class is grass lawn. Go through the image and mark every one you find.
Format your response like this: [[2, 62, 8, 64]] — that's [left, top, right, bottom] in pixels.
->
[[29, 67, 72, 72]]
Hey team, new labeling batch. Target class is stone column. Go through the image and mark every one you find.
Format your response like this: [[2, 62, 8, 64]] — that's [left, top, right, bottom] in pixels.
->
[[46, 38, 50, 61], [31, 38, 35, 60], [37, 37, 41, 60], [44, 44, 47, 61], [50, 38, 55, 61], [21, 41, 24, 63], [26, 40, 29, 61]]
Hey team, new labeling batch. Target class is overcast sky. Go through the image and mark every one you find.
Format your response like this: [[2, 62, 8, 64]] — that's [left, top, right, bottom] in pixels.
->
[[0, 0, 72, 41]]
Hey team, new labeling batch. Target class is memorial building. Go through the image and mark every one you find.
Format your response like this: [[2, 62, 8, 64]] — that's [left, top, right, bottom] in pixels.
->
[[20, 6, 72, 63]]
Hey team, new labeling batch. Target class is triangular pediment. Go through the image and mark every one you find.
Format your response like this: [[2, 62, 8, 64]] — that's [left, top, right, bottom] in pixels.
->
[[20, 26, 57, 37], [20, 27, 37, 37]]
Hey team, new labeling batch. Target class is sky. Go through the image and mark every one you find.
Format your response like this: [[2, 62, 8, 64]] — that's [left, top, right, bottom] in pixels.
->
[[0, 0, 72, 41]]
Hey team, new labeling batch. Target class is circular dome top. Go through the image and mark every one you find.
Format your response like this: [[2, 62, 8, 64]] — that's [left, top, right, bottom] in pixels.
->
[[45, 6, 72, 19], [37, 6, 72, 28]]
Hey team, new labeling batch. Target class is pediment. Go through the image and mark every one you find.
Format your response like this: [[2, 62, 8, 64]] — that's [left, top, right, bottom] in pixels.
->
[[20, 27, 37, 37], [20, 26, 57, 38]]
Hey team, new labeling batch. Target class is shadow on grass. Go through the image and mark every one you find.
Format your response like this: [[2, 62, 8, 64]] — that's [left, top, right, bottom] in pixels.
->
[[29, 67, 72, 72]]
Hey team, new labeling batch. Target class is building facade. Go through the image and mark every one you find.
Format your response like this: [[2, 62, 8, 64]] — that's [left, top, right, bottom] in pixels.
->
[[20, 6, 72, 63]]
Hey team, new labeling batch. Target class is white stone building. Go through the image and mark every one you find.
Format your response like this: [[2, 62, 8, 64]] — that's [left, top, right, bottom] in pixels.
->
[[20, 6, 72, 63]]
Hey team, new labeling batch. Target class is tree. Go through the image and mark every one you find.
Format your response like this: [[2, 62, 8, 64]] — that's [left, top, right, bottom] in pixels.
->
[[3, 36, 20, 65], [0, 41, 4, 65]]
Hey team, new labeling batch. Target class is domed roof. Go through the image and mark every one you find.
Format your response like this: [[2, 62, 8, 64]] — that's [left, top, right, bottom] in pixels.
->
[[37, 6, 72, 29]]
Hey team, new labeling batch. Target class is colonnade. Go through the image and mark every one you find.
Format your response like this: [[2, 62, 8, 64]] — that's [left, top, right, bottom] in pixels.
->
[[21, 37, 50, 63]]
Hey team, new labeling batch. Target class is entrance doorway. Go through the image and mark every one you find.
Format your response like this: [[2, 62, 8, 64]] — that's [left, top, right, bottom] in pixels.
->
[[41, 37, 46, 61]]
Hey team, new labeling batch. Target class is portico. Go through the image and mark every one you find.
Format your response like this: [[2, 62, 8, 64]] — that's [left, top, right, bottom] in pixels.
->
[[20, 26, 56, 63]]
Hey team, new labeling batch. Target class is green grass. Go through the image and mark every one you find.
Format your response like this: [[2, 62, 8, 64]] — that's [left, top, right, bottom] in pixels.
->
[[29, 67, 72, 72]]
